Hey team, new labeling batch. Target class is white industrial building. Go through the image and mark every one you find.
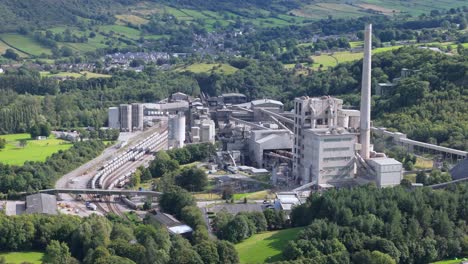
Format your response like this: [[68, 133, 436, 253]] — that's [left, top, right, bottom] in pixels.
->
[[248, 129, 293, 168], [302, 128, 357, 185], [168, 112, 186, 148], [292, 96, 360, 185], [291, 24, 403, 188]]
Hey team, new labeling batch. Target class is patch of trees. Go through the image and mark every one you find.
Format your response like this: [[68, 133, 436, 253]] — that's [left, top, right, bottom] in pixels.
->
[[0, 140, 105, 194], [0, 138, 6, 149], [416, 170, 452, 185], [212, 209, 287, 243], [286, 184, 468, 263], [158, 185, 240, 263], [29, 122, 51, 138], [0, 211, 239, 264]]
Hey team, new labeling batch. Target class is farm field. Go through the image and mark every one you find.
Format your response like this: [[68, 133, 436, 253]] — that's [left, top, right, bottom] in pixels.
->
[[40, 71, 112, 79], [176, 63, 239, 75], [115, 14, 149, 25], [235, 227, 302, 263], [0, 251, 44, 264], [0, 133, 72, 166], [0, 34, 52, 56], [292, 0, 467, 19]]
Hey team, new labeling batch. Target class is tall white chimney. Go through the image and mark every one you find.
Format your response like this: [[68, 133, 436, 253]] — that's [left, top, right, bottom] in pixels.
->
[[360, 24, 372, 159]]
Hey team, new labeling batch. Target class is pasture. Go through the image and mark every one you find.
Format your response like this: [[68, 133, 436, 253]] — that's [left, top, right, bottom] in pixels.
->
[[0, 251, 44, 264], [235, 227, 302, 263], [0, 133, 72, 166], [0, 34, 52, 56], [40, 71, 111, 79]]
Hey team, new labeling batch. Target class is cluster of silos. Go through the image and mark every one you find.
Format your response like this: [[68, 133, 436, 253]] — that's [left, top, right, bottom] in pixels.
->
[[168, 112, 186, 148], [108, 103, 144, 132]]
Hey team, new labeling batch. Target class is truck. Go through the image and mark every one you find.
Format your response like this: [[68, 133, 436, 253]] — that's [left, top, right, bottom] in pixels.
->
[[86, 203, 97, 211]]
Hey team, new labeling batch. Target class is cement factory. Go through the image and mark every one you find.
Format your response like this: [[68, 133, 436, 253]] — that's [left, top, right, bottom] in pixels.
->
[[106, 24, 465, 192]]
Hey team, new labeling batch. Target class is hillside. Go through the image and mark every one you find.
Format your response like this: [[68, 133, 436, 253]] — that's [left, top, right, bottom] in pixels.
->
[[0, 0, 466, 33]]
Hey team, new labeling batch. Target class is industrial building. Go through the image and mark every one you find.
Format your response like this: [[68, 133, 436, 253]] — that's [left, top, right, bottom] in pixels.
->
[[131, 103, 144, 131], [168, 112, 186, 148], [108, 107, 120, 129], [119, 104, 132, 132], [25, 193, 57, 215]]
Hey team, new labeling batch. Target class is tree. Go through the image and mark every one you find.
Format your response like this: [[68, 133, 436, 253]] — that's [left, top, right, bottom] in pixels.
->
[[129, 170, 141, 188], [175, 167, 208, 192], [194, 240, 219, 264], [216, 240, 239, 264], [3, 49, 19, 60], [0, 138, 6, 149], [19, 139, 28, 148], [149, 151, 179, 178], [159, 185, 195, 217], [44, 240, 73, 264]]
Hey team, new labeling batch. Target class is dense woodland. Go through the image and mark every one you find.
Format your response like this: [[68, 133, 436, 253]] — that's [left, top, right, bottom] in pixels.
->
[[0, 212, 238, 264], [279, 184, 468, 264]]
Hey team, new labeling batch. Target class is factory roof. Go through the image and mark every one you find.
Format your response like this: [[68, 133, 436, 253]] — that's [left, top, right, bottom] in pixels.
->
[[25, 194, 57, 215], [450, 159, 468, 180], [251, 99, 283, 106], [369, 158, 401, 166], [168, 225, 193, 235], [222, 93, 246, 97], [307, 128, 354, 136]]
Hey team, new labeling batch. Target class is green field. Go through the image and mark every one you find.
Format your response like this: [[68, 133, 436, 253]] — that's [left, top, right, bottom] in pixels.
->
[[233, 190, 274, 201], [176, 63, 239, 74], [235, 227, 302, 263], [431, 258, 468, 264], [0, 251, 44, 264], [0, 34, 52, 56], [40, 71, 111, 79], [0, 133, 72, 166]]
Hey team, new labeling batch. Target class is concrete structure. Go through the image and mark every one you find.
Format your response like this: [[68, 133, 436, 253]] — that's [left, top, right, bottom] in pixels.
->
[[248, 130, 293, 167], [25, 194, 57, 215], [119, 104, 132, 132], [292, 96, 358, 184], [108, 107, 120, 129], [168, 113, 186, 148], [200, 119, 216, 143], [360, 23, 372, 160], [301, 128, 357, 185], [368, 158, 402, 187], [132, 103, 144, 130]]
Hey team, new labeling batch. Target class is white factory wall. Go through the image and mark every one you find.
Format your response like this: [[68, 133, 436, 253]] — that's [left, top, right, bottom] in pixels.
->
[[108, 107, 120, 129]]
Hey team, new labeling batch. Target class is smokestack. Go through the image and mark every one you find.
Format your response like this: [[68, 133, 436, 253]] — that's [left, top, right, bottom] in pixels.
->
[[360, 24, 372, 159]]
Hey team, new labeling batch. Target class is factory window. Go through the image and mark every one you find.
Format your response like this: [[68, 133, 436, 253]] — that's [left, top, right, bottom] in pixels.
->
[[317, 119, 323, 125], [324, 147, 350, 152], [305, 111, 311, 115], [323, 157, 351, 162], [323, 138, 353, 142]]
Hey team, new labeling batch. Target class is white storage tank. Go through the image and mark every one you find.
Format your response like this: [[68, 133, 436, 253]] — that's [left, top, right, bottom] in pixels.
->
[[169, 113, 186, 148]]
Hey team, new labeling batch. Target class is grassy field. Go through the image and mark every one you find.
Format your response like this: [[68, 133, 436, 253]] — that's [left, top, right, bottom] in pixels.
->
[[431, 258, 468, 264], [0, 34, 52, 56], [0, 133, 72, 166], [232, 190, 274, 201], [40, 71, 111, 79], [116, 14, 149, 25], [292, 0, 467, 19], [176, 63, 239, 75], [0, 252, 44, 264], [235, 227, 302, 263]]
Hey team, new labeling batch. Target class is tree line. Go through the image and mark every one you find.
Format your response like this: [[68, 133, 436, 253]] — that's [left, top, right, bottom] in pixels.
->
[[0, 211, 239, 264], [281, 184, 468, 264]]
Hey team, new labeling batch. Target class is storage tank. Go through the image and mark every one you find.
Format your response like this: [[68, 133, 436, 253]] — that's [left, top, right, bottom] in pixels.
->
[[169, 113, 186, 148]]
